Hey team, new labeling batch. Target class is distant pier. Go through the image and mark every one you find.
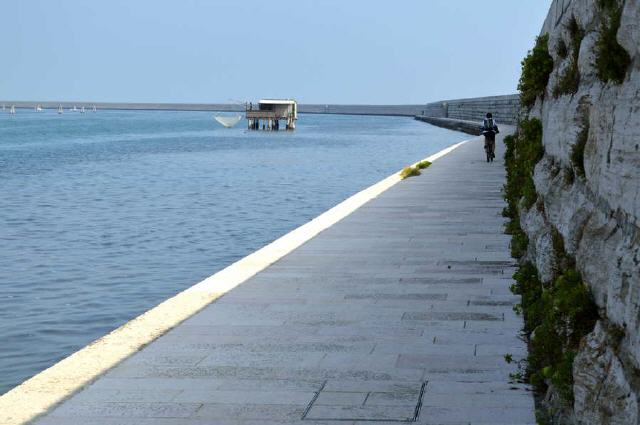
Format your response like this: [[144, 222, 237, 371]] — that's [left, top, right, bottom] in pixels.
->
[[246, 99, 297, 130]]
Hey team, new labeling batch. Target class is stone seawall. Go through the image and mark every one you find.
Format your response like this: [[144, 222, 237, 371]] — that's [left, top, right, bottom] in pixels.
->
[[414, 117, 482, 136], [419, 94, 521, 125], [300, 104, 425, 116]]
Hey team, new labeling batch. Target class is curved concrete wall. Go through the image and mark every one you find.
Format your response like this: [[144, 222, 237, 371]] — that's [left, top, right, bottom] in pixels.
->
[[419, 94, 521, 125], [414, 116, 483, 136]]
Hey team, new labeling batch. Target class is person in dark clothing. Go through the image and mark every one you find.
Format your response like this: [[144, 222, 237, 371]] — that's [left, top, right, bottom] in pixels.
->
[[480, 112, 499, 162]]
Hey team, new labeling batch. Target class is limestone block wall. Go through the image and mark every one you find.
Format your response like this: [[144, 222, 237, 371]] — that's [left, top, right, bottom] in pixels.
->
[[420, 94, 521, 125], [518, 0, 640, 423], [302, 95, 520, 120]]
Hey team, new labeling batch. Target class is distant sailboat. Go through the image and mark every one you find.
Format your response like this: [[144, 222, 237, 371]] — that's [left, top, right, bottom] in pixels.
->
[[72, 106, 77, 112], [57, 105, 64, 114], [10, 105, 16, 115], [2, 104, 5, 111], [81, 106, 85, 114], [213, 115, 243, 128], [92, 105, 97, 112], [36, 104, 43, 112]]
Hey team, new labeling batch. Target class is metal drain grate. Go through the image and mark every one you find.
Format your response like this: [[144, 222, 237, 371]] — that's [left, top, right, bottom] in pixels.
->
[[302, 381, 427, 422]]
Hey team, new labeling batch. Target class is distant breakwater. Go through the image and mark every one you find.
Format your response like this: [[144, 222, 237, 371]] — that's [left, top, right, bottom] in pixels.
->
[[1, 96, 520, 120], [1, 101, 426, 116], [419, 94, 520, 125]]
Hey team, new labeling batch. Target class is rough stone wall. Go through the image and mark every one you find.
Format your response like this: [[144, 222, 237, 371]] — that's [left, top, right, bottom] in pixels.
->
[[446, 95, 521, 125], [523, 0, 640, 423]]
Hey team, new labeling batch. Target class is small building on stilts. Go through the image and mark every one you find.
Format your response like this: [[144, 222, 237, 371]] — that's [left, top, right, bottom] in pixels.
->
[[246, 99, 297, 131]]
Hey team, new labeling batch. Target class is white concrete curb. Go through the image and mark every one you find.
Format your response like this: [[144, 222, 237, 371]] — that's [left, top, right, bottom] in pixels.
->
[[0, 138, 470, 425]]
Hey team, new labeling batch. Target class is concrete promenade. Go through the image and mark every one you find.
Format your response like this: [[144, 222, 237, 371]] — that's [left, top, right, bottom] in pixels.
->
[[33, 130, 534, 425]]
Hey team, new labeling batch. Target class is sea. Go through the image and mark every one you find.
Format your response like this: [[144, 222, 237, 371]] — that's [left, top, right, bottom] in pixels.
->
[[0, 109, 466, 394]]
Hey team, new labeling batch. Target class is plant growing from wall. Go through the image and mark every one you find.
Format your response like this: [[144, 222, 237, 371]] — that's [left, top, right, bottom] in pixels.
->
[[524, 266, 599, 403], [504, 28, 602, 410], [506, 205, 599, 405], [571, 116, 589, 178], [556, 39, 568, 59], [504, 125, 599, 407], [518, 34, 554, 108], [553, 16, 584, 97], [503, 119, 543, 212], [595, 0, 631, 84]]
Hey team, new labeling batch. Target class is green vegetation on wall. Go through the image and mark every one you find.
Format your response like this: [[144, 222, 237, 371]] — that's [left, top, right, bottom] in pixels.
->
[[556, 39, 568, 59], [595, 0, 631, 84], [553, 17, 584, 97], [503, 120, 598, 407], [498, 17, 626, 410], [518, 34, 554, 108], [511, 259, 598, 404], [571, 116, 589, 179], [503, 118, 544, 213], [513, 255, 598, 404], [506, 32, 600, 406], [504, 123, 599, 403]]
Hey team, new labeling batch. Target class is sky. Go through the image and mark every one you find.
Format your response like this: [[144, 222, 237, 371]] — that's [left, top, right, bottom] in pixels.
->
[[1, 0, 553, 104]]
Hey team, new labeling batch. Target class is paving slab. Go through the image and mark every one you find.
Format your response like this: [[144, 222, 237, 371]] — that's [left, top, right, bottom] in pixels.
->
[[33, 130, 534, 424]]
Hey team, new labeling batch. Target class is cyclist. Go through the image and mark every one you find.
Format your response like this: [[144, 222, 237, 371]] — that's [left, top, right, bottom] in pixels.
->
[[481, 112, 499, 162]]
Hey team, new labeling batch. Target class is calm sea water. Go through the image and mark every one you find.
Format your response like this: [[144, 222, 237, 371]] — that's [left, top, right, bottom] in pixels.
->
[[0, 109, 465, 394]]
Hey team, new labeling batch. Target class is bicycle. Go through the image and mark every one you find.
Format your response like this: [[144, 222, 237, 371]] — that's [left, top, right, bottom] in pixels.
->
[[484, 136, 496, 162]]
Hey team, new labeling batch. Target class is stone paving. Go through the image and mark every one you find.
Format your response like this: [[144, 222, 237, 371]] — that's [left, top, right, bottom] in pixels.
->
[[34, 130, 535, 425]]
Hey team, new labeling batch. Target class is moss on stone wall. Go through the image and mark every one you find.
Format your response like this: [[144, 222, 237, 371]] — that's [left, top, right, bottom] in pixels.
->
[[503, 119, 543, 212], [504, 118, 599, 407], [505, 33, 599, 403], [571, 116, 589, 179], [556, 39, 568, 59], [518, 34, 554, 108], [595, 0, 631, 84], [505, 143, 599, 407], [553, 16, 584, 98], [520, 265, 598, 404]]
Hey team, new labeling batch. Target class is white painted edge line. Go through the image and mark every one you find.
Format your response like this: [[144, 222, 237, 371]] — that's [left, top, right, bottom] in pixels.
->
[[0, 138, 470, 425]]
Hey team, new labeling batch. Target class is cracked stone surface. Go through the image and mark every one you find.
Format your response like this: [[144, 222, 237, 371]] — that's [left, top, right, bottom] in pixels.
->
[[33, 131, 534, 425], [528, 0, 640, 421]]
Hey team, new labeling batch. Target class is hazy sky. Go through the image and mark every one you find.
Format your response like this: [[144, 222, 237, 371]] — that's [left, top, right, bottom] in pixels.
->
[[2, 0, 552, 104]]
